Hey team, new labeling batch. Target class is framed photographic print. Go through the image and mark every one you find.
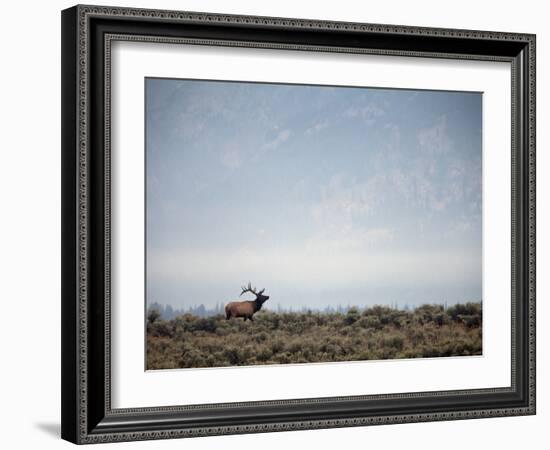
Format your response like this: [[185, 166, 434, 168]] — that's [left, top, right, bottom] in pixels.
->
[[61, 4, 536, 444]]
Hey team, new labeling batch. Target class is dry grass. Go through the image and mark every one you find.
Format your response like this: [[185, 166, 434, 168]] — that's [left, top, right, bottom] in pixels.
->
[[146, 303, 482, 369]]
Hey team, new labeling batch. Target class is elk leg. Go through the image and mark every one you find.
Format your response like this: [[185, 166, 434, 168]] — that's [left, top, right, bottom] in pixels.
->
[[243, 317, 247, 322], [249, 315, 254, 322]]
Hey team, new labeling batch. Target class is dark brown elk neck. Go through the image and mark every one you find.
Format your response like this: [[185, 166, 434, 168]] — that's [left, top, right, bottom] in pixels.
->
[[253, 298, 263, 312]]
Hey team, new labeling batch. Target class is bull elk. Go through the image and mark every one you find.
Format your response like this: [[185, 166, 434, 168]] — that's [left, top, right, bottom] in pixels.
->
[[225, 282, 269, 321]]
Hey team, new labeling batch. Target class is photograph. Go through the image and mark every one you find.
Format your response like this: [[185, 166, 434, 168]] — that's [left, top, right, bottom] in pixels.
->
[[145, 78, 483, 370]]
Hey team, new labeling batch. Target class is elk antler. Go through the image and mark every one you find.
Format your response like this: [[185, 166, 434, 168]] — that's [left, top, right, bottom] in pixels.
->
[[240, 282, 258, 297]]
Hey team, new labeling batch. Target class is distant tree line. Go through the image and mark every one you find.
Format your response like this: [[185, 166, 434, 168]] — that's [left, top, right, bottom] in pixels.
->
[[147, 300, 479, 320], [147, 302, 227, 319]]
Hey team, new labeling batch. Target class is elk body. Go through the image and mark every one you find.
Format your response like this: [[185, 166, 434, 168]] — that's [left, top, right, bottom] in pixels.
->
[[225, 283, 269, 321]]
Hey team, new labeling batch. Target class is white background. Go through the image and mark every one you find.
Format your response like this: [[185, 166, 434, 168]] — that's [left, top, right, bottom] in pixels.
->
[[0, 0, 546, 449], [112, 42, 511, 408]]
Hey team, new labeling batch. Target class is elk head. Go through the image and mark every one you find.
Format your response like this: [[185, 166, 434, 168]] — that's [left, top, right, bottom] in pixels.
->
[[240, 282, 269, 306]]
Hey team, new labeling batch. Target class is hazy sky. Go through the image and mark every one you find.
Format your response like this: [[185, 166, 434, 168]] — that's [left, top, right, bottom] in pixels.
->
[[146, 78, 482, 310]]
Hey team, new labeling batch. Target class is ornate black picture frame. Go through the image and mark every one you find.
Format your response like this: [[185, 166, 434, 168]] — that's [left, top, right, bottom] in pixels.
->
[[61, 4, 536, 444]]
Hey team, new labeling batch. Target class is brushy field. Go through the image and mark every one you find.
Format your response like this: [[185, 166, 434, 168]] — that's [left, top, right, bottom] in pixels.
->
[[146, 303, 482, 369]]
